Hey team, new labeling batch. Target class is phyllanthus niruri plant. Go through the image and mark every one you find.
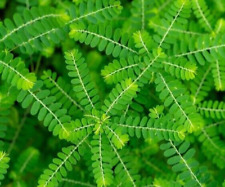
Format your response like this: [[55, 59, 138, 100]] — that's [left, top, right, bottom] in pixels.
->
[[0, 0, 225, 186]]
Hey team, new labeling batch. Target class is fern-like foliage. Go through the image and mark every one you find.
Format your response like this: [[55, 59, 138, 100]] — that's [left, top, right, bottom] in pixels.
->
[[38, 135, 88, 187], [198, 100, 225, 119], [153, 0, 174, 16], [0, 152, 10, 184], [17, 81, 71, 139], [161, 57, 197, 80], [116, 115, 185, 141], [174, 34, 225, 66], [41, 70, 83, 115], [199, 124, 225, 169], [67, 0, 122, 24], [0, 7, 67, 54], [160, 140, 209, 187], [189, 65, 213, 104], [109, 141, 138, 186], [102, 79, 138, 116], [101, 56, 140, 85], [150, 0, 192, 49], [1, 0, 225, 186], [65, 49, 99, 110], [69, 23, 138, 58], [211, 58, 225, 91], [130, 0, 154, 30], [91, 134, 114, 187], [0, 52, 36, 90], [0, 0, 122, 54], [155, 73, 203, 132], [133, 30, 156, 56], [191, 0, 214, 32]]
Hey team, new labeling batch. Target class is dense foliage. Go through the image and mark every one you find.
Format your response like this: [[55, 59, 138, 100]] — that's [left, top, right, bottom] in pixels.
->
[[0, 0, 225, 186]]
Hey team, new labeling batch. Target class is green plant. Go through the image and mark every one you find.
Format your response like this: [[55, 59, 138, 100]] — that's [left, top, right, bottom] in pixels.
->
[[0, 0, 225, 186]]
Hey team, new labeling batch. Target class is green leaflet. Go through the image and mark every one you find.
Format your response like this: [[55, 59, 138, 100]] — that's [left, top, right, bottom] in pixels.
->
[[174, 34, 225, 67], [155, 73, 203, 132], [38, 135, 88, 187], [191, 0, 215, 32], [17, 80, 71, 139], [0, 0, 122, 54], [102, 79, 138, 116], [150, 0, 192, 49], [199, 123, 225, 169], [198, 100, 225, 119], [108, 140, 138, 187], [161, 57, 197, 80], [0, 52, 36, 90], [67, 0, 122, 24], [91, 134, 114, 187], [133, 31, 156, 55], [211, 57, 225, 91], [101, 56, 140, 85], [69, 23, 138, 58], [0, 7, 67, 54], [130, 0, 154, 30], [161, 140, 210, 187], [64, 49, 99, 110], [117, 115, 186, 141], [104, 124, 129, 149], [189, 64, 213, 104], [0, 0, 225, 186], [0, 152, 10, 184], [41, 70, 83, 116]]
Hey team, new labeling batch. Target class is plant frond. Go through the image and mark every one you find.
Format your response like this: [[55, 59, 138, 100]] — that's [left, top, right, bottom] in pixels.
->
[[117, 115, 185, 141], [91, 133, 114, 187], [149, 22, 203, 36], [174, 34, 225, 66], [38, 134, 89, 187], [215, 19, 225, 34], [17, 81, 71, 139], [130, 0, 154, 30], [190, 65, 213, 104], [65, 49, 99, 110], [0, 152, 10, 184], [69, 23, 138, 58], [104, 124, 129, 149], [101, 56, 140, 84], [64, 118, 94, 143], [161, 57, 197, 80], [211, 58, 225, 91], [135, 48, 165, 86], [67, 0, 122, 24], [0, 7, 67, 53], [161, 140, 208, 187], [0, 52, 36, 90], [199, 127, 225, 169], [198, 100, 225, 119], [133, 31, 156, 56], [41, 70, 84, 114], [151, 0, 192, 49], [108, 140, 138, 187], [102, 79, 138, 116], [155, 73, 203, 132], [153, 0, 173, 15], [191, 0, 214, 32]]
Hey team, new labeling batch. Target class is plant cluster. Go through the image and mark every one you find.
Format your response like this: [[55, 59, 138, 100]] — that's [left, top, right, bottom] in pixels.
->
[[0, 0, 225, 186]]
